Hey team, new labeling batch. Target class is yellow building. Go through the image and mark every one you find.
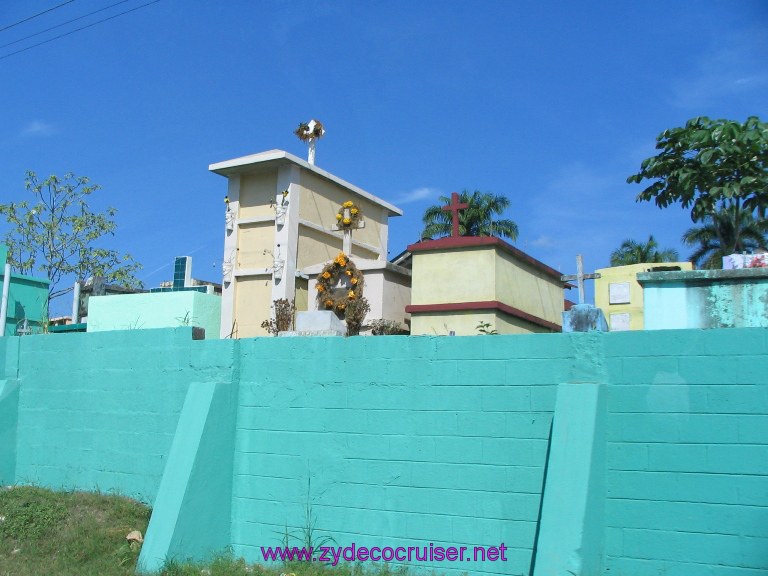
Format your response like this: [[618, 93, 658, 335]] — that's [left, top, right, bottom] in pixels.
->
[[405, 236, 565, 335], [594, 262, 693, 331], [209, 149, 407, 338]]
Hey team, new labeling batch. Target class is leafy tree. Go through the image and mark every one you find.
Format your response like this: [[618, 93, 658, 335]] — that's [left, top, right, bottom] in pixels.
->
[[682, 204, 768, 269], [609, 234, 680, 266], [421, 189, 518, 240], [627, 116, 768, 221], [0, 171, 142, 302]]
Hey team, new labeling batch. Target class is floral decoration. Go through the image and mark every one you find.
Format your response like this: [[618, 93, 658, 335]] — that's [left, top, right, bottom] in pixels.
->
[[336, 200, 362, 230], [315, 252, 364, 315], [294, 120, 325, 142]]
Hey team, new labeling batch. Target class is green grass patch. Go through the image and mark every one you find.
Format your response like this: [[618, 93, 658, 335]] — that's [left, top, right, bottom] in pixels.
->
[[0, 486, 450, 576], [0, 485, 151, 576], [158, 553, 416, 576]]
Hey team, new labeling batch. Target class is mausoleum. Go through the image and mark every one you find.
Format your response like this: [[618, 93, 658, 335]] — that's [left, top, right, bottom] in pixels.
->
[[594, 261, 693, 331], [209, 149, 410, 337], [406, 235, 565, 335]]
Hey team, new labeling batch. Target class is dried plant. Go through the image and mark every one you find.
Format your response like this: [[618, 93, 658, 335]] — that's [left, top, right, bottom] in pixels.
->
[[344, 297, 370, 336], [370, 319, 409, 335], [261, 298, 296, 335]]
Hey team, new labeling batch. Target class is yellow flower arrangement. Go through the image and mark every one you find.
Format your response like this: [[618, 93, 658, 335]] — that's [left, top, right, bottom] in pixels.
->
[[336, 201, 362, 230], [314, 251, 364, 316]]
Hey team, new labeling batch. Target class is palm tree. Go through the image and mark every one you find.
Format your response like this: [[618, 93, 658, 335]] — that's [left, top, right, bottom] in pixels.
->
[[421, 190, 518, 241], [682, 204, 768, 269], [610, 235, 679, 266]]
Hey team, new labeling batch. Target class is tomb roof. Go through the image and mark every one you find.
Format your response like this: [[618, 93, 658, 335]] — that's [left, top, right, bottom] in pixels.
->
[[209, 149, 402, 216]]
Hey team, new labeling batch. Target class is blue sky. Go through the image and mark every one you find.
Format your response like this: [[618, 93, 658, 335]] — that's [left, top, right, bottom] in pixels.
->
[[1, 0, 766, 314]]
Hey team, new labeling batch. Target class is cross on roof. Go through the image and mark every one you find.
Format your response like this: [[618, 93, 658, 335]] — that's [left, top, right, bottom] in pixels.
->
[[561, 254, 601, 305], [442, 192, 468, 237]]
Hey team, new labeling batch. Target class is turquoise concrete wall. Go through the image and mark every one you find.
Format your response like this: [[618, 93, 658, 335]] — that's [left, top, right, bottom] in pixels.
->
[[0, 328, 766, 575], [0, 337, 20, 484], [603, 329, 768, 575], [10, 328, 231, 503], [139, 358, 239, 572], [1, 272, 50, 336], [640, 269, 768, 329], [232, 335, 568, 575], [87, 291, 221, 339]]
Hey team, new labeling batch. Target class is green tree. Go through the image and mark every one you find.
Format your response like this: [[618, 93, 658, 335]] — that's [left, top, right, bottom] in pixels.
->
[[421, 189, 519, 240], [627, 116, 768, 221], [0, 171, 142, 302], [682, 204, 768, 269], [609, 234, 680, 266]]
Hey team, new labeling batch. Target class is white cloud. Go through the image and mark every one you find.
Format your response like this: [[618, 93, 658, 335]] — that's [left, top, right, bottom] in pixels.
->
[[529, 235, 555, 248], [393, 186, 441, 205], [670, 27, 768, 109], [21, 120, 56, 137]]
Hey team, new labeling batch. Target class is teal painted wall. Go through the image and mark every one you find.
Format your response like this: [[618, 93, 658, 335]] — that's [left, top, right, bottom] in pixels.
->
[[1, 328, 766, 575], [640, 269, 768, 329], [0, 337, 20, 484], [603, 329, 768, 575], [11, 329, 232, 502], [0, 271, 50, 336], [232, 335, 564, 575], [87, 291, 221, 339]]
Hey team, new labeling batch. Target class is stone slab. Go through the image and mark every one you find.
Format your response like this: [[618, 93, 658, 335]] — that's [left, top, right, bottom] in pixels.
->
[[278, 330, 344, 337], [295, 311, 346, 333], [562, 304, 608, 333]]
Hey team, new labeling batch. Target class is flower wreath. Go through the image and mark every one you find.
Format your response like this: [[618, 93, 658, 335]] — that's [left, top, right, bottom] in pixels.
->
[[315, 252, 364, 315], [294, 120, 325, 142], [335, 200, 362, 229]]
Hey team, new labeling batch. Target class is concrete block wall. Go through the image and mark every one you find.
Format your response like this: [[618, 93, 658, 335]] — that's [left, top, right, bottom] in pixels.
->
[[7, 328, 231, 502], [604, 329, 768, 575], [232, 335, 570, 575], [1, 328, 767, 575]]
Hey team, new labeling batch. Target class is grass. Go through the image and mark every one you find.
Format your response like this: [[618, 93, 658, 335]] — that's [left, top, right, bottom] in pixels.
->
[[0, 486, 448, 576], [0, 485, 150, 576]]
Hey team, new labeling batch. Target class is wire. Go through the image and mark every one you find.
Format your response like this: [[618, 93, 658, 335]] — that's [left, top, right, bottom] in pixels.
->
[[0, 0, 160, 61], [0, 0, 134, 50], [0, 1, 76, 34]]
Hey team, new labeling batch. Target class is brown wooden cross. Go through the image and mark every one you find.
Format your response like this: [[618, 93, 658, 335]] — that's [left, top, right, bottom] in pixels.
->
[[442, 192, 468, 237]]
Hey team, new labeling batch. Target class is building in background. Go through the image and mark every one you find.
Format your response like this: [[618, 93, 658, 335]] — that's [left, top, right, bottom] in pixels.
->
[[594, 262, 693, 331], [0, 244, 50, 336], [85, 256, 222, 338]]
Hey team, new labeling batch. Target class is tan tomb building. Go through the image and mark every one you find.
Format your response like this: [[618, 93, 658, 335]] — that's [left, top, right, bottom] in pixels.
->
[[209, 149, 411, 338]]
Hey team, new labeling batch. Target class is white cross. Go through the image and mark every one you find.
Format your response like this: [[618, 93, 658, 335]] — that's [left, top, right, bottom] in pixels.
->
[[336, 206, 364, 257], [561, 254, 601, 305]]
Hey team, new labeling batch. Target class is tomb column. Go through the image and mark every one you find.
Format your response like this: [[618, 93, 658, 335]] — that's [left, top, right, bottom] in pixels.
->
[[219, 175, 240, 338], [271, 165, 301, 304]]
